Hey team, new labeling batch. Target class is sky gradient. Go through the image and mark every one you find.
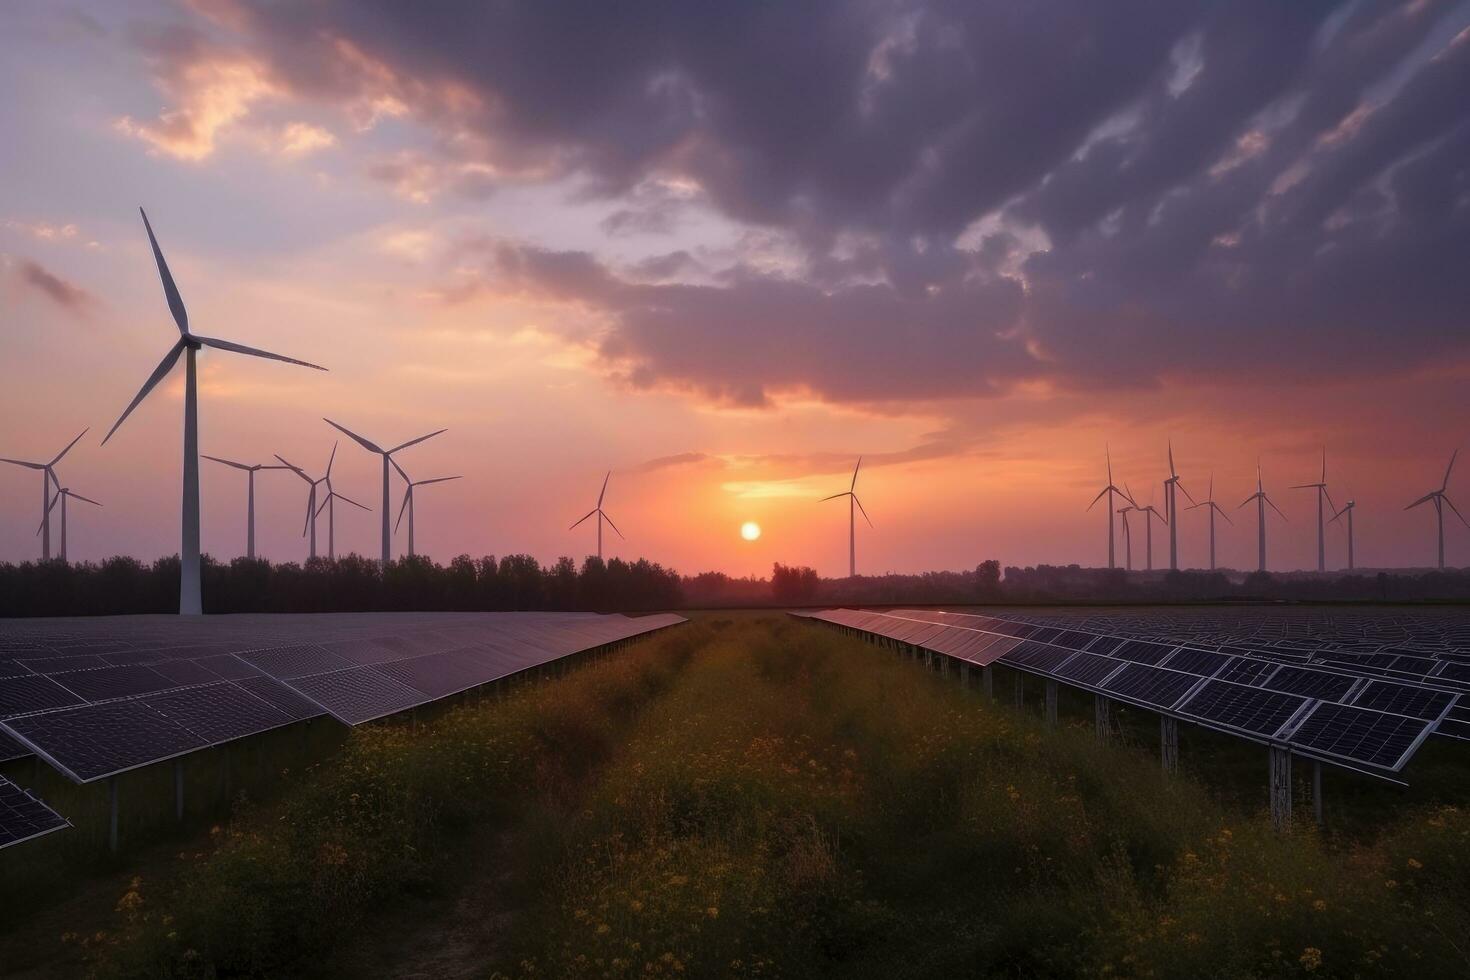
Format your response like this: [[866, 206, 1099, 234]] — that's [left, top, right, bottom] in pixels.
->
[[3, 0, 1470, 577]]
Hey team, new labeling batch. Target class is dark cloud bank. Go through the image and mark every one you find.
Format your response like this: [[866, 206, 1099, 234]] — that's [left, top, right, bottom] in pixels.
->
[[180, 0, 1470, 405]]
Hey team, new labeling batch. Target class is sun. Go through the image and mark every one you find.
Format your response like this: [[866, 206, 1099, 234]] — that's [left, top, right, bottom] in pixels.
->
[[740, 521, 762, 541]]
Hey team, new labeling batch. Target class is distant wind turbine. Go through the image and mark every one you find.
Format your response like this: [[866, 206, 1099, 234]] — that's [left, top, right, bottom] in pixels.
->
[[274, 443, 336, 561], [821, 457, 872, 578], [1329, 498, 1356, 571], [1290, 449, 1337, 572], [1138, 487, 1167, 572], [315, 486, 369, 562], [324, 419, 446, 567], [202, 455, 289, 559], [569, 471, 623, 561], [1116, 498, 1138, 571], [102, 209, 326, 614], [396, 471, 462, 558], [1405, 451, 1467, 571], [1163, 441, 1195, 571], [36, 486, 101, 563], [2, 428, 88, 560], [1087, 445, 1134, 569], [1238, 462, 1287, 572], [1184, 474, 1233, 571]]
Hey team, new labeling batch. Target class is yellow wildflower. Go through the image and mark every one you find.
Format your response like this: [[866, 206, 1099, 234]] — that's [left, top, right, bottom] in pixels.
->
[[1300, 947, 1323, 972]]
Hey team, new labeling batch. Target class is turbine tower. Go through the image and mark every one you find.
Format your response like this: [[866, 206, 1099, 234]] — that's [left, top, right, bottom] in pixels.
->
[[395, 472, 462, 558], [821, 457, 872, 578], [315, 487, 369, 561], [1405, 451, 1467, 571], [274, 443, 336, 561], [202, 455, 289, 559], [1087, 445, 1133, 568], [1138, 490, 1166, 572], [1163, 441, 1195, 571], [324, 419, 445, 567], [1329, 499, 1356, 571], [37, 487, 101, 563], [1184, 474, 1233, 571], [1237, 463, 1287, 572], [2, 429, 88, 560], [103, 209, 326, 614], [1290, 449, 1337, 572], [1116, 499, 1138, 571], [569, 471, 624, 561]]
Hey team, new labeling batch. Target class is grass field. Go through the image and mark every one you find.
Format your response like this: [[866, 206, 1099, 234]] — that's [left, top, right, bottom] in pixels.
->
[[4, 613, 1470, 979]]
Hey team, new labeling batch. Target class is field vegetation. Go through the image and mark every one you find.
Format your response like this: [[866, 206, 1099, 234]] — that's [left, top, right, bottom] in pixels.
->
[[4, 614, 1469, 978]]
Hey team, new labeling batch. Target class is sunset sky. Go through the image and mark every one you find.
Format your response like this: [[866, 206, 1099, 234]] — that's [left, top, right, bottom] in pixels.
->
[[3, 0, 1470, 577]]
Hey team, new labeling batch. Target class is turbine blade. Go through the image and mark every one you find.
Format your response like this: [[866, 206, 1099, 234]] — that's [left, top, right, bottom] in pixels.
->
[[1444, 449, 1459, 490], [1445, 495, 1470, 530], [303, 495, 314, 536], [602, 511, 626, 539], [569, 508, 597, 530], [598, 470, 610, 507], [315, 495, 329, 518], [273, 455, 312, 482], [1168, 441, 1175, 478], [0, 458, 45, 470], [323, 419, 384, 454], [851, 456, 862, 492], [68, 492, 103, 507], [1176, 481, 1196, 506], [853, 495, 874, 528], [337, 491, 370, 511], [1405, 492, 1436, 510], [1216, 505, 1234, 526], [326, 441, 338, 479], [819, 492, 851, 503], [1266, 496, 1288, 521], [417, 475, 462, 486], [49, 428, 89, 466], [139, 208, 188, 334], [1086, 486, 1109, 511], [390, 455, 411, 484], [202, 454, 250, 471], [396, 489, 412, 532], [388, 428, 446, 454], [1323, 486, 1338, 516], [194, 334, 326, 371], [102, 339, 186, 444]]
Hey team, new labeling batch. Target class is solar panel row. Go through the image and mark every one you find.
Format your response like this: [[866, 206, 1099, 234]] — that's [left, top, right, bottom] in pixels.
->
[[0, 774, 68, 849]]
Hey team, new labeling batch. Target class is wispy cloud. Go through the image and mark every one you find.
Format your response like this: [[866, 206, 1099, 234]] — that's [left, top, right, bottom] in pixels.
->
[[14, 258, 95, 315]]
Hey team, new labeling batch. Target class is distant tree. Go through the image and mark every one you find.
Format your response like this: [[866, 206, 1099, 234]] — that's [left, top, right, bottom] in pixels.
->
[[771, 562, 820, 604], [975, 560, 1001, 597]]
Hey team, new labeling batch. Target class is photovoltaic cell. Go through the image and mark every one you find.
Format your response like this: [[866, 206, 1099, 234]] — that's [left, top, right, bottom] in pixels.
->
[[0, 775, 68, 849], [1289, 702, 1430, 770], [1162, 648, 1231, 677], [1052, 652, 1124, 687], [1178, 680, 1307, 737], [1215, 657, 1278, 686], [1050, 630, 1098, 651], [1101, 664, 1202, 710], [1351, 681, 1455, 721], [0, 675, 86, 717], [1261, 666, 1358, 701], [1111, 641, 1176, 666]]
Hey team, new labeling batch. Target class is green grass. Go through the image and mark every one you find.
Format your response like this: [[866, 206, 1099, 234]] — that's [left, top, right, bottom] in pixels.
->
[[13, 614, 1470, 978]]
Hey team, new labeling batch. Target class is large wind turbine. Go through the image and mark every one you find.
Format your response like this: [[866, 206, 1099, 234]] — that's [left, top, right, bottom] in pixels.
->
[[37, 486, 101, 563], [1163, 441, 1195, 571], [1184, 474, 1233, 571], [202, 455, 289, 559], [395, 472, 462, 558], [821, 457, 872, 578], [569, 471, 624, 561], [2, 429, 88, 560], [1290, 449, 1337, 572], [1087, 446, 1133, 568], [274, 443, 336, 561], [1405, 451, 1467, 571], [315, 487, 369, 561], [323, 419, 445, 567], [1238, 463, 1287, 572], [1329, 499, 1356, 571], [102, 209, 326, 614]]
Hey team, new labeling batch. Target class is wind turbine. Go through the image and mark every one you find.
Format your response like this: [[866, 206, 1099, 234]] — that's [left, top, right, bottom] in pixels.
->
[[1087, 445, 1133, 568], [315, 487, 369, 561], [202, 455, 289, 559], [1329, 499, 1356, 571], [1237, 462, 1287, 572], [395, 472, 462, 558], [1116, 499, 1138, 571], [569, 471, 624, 561], [1138, 488, 1167, 572], [1163, 441, 1195, 571], [2, 428, 88, 560], [323, 419, 445, 567], [1290, 449, 1337, 572], [37, 487, 101, 563], [1405, 451, 1467, 571], [1184, 474, 1233, 571], [274, 443, 336, 561], [102, 209, 326, 614], [821, 457, 872, 578]]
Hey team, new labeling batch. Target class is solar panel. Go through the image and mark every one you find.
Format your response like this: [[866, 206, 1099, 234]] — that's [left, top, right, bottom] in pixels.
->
[[286, 667, 425, 725], [1288, 702, 1431, 771], [50, 664, 177, 702], [999, 641, 1075, 674], [1261, 666, 1359, 701], [1162, 648, 1231, 677], [1214, 657, 1278, 686], [240, 645, 355, 679], [143, 683, 295, 746], [233, 676, 325, 722], [4, 701, 207, 782], [1178, 680, 1308, 738], [1052, 652, 1124, 687], [1101, 664, 1202, 710], [0, 674, 86, 716], [0, 775, 68, 849], [1351, 681, 1455, 721], [1111, 640, 1176, 666], [0, 728, 29, 763]]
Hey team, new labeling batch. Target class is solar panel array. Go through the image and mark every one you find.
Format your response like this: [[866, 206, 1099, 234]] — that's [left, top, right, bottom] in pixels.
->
[[0, 774, 68, 848], [0, 611, 684, 847], [797, 608, 1464, 778]]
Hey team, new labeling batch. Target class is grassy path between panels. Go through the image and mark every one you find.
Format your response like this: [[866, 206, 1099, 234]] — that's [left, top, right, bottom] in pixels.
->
[[48, 615, 1470, 978]]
